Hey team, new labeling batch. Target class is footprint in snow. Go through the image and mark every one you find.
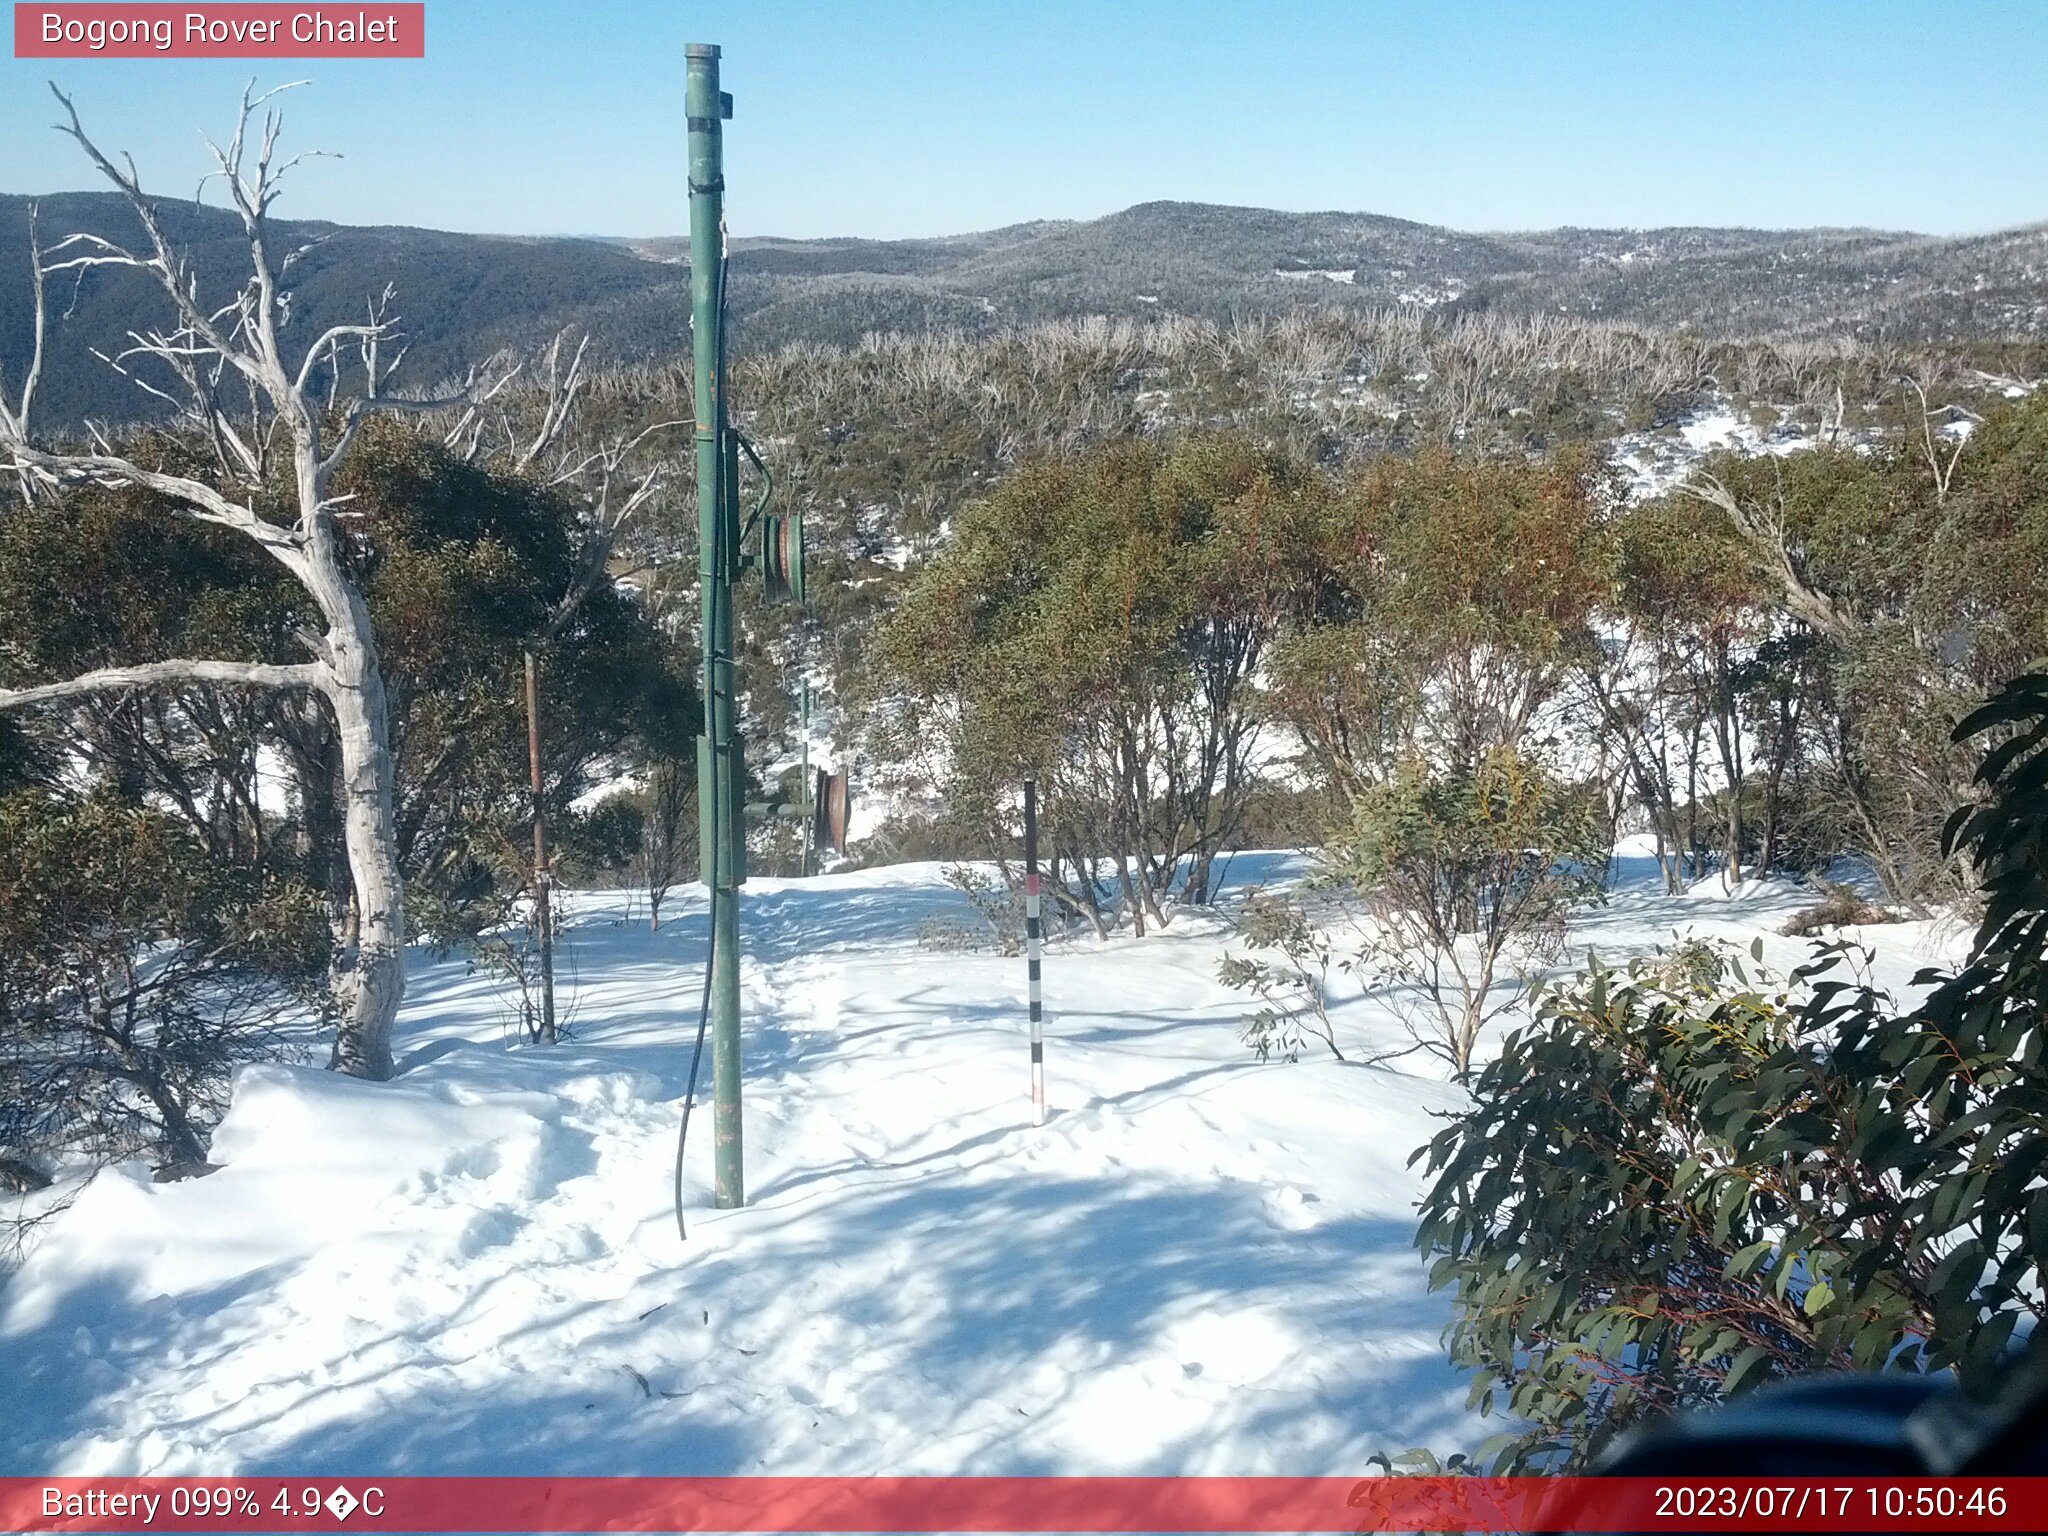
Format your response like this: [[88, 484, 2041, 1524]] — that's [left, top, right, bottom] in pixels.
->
[[1262, 1184, 1321, 1232], [456, 1206, 528, 1257]]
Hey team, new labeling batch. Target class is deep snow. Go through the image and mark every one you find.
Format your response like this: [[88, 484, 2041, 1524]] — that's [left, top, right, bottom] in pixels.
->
[[0, 851, 1959, 1476]]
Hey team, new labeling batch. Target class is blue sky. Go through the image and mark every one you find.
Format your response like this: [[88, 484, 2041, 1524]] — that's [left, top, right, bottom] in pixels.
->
[[3, 0, 2044, 239]]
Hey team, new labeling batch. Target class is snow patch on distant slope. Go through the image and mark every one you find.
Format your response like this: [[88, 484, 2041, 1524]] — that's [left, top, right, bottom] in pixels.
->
[[1610, 403, 1823, 501]]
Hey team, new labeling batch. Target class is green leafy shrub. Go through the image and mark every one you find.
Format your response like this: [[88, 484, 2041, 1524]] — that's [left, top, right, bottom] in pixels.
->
[[938, 863, 1027, 956], [1406, 672, 2048, 1472], [1218, 886, 1347, 1063], [1325, 747, 1606, 1078], [0, 789, 328, 1178]]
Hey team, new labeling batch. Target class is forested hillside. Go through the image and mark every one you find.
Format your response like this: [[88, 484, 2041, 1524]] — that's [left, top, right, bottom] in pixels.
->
[[6, 192, 2046, 426]]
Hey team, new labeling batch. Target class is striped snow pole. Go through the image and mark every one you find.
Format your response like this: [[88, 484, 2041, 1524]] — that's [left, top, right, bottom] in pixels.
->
[[1023, 777, 1045, 1125]]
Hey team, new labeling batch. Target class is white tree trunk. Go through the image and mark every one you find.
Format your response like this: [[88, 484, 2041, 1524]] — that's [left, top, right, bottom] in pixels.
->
[[296, 428, 407, 1078], [320, 596, 405, 1079], [2, 84, 525, 1083]]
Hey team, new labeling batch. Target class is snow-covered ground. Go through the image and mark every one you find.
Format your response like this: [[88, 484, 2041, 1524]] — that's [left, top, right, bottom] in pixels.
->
[[0, 851, 1961, 1477]]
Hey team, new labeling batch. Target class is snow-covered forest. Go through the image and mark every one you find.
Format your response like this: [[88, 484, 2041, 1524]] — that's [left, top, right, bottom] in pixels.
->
[[4, 75, 2047, 1485]]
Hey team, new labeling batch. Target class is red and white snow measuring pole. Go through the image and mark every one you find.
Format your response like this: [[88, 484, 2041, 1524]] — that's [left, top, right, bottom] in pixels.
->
[[1024, 778, 1046, 1125]]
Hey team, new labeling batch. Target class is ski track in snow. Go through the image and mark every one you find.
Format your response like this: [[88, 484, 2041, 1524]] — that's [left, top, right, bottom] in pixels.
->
[[0, 852, 1959, 1475]]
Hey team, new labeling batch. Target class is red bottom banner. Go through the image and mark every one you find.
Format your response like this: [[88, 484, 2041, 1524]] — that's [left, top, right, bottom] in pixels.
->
[[2, 1476, 2044, 1533]]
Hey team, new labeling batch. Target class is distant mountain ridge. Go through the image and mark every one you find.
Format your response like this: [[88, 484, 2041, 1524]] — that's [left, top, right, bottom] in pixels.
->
[[4, 193, 2044, 426]]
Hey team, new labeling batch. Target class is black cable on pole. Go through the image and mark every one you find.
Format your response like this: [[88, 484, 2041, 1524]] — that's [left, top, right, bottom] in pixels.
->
[[674, 246, 732, 1244], [673, 910, 715, 1243]]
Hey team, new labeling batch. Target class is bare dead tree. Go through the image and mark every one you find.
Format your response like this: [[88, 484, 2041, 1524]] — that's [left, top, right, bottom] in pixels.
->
[[1968, 367, 2044, 397], [448, 329, 686, 635], [1902, 374, 1979, 505], [0, 203, 50, 505], [0, 82, 508, 1080]]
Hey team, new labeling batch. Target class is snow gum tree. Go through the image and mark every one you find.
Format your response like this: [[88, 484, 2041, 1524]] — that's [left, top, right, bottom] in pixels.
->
[[1226, 446, 1612, 1077], [1263, 444, 1614, 805], [0, 85, 504, 1079], [1673, 392, 2048, 908], [879, 434, 1323, 930], [1589, 498, 1776, 892]]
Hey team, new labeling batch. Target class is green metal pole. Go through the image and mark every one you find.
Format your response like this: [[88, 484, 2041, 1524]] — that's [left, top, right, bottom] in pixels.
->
[[687, 42, 743, 1210]]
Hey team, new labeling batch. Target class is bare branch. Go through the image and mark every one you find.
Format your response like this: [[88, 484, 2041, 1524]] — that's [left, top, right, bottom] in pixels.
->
[[87, 346, 188, 412], [317, 372, 502, 482], [1679, 472, 1856, 642], [0, 659, 323, 713], [1903, 374, 1973, 505], [2, 441, 305, 563], [295, 323, 388, 393], [533, 414, 686, 641], [49, 85, 283, 405], [547, 416, 690, 496], [0, 202, 50, 493], [40, 230, 148, 263], [516, 333, 590, 471], [1969, 368, 2042, 396]]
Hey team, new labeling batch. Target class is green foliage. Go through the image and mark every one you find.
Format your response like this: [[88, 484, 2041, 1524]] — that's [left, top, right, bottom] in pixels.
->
[[0, 422, 696, 942], [0, 713, 58, 796], [1323, 747, 1606, 1077], [552, 794, 645, 887], [334, 422, 693, 925], [1217, 886, 1346, 1063], [0, 457, 305, 855], [1331, 749, 1604, 904], [0, 465, 301, 678], [1342, 445, 1614, 687], [1921, 401, 2048, 684], [880, 433, 1322, 923], [0, 788, 327, 1175], [1412, 940, 1868, 1472], [1266, 446, 1613, 801], [1945, 671, 2048, 954], [1611, 495, 1769, 631], [1406, 676, 2048, 1473], [1661, 395, 2048, 904]]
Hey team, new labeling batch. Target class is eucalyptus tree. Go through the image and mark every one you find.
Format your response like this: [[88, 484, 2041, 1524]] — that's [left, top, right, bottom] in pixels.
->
[[1676, 393, 2048, 905], [880, 434, 1318, 927]]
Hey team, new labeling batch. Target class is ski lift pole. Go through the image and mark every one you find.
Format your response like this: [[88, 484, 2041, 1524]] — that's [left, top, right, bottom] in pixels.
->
[[1024, 778, 1045, 1125], [689, 42, 744, 1210]]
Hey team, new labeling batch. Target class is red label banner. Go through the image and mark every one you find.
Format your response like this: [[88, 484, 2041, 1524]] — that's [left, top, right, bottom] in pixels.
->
[[0, 1477, 2044, 1532], [13, 4, 425, 57]]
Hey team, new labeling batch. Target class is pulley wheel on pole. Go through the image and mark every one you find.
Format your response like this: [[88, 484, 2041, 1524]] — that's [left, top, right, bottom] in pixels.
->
[[813, 768, 851, 857], [763, 511, 806, 605]]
